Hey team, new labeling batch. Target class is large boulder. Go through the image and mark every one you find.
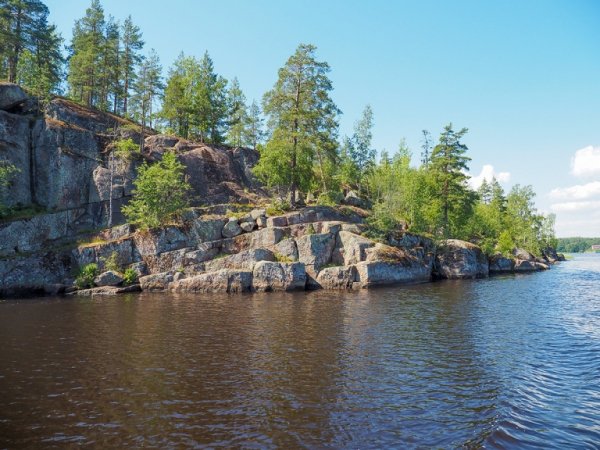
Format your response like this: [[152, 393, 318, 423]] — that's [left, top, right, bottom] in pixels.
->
[[514, 260, 550, 272], [270, 238, 298, 262], [344, 190, 364, 208], [335, 231, 375, 265], [240, 220, 256, 232], [0, 250, 73, 298], [267, 216, 288, 227], [296, 233, 335, 270], [315, 265, 356, 289], [354, 259, 431, 288], [204, 248, 275, 272], [169, 269, 252, 293], [140, 271, 180, 291], [435, 240, 489, 279], [252, 261, 307, 292], [222, 217, 242, 238], [94, 270, 124, 287], [0, 82, 28, 110], [489, 253, 515, 273], [513, 248, 535, 261]]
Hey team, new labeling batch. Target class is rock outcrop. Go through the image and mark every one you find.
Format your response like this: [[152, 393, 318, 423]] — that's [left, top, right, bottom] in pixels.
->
[[435, 240, 489, 279]]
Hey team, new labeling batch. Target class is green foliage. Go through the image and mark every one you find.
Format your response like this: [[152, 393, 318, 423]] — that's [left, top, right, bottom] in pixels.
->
[[427, 124, 477, 238], [266, 198, 291, 216], [0, 163, 21, 217], [66, 1, 145, 114], [76, 263, 98, 289], [159, 51, 228, 143], [130, 49, 163, 129], [556, 237, 600, 253], [0, 0, 63, 88], [306, 224, 316, 235], [497, 230, 514, 256], [274, 253, 293, 263], [122, 267, 137, 284], [100, 251, 121, 272], [316, 191, 340, 206], [345, 105, 376, 193], [321, 261, 343, 269], [122, 151, 192, 229], [255, 44, 340, 206], [114, 137, 139, 164]]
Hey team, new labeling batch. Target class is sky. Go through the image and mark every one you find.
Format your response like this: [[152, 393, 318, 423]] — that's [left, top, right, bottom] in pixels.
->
[[44, 0, 600, 237]]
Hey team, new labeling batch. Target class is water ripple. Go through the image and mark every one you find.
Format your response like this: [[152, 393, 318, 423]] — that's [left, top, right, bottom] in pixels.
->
[[0, 254, 599, 448]]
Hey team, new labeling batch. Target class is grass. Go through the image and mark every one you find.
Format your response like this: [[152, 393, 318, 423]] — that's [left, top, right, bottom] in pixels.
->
[[321, 261, 344, 269], [0, 203, 47, 222]]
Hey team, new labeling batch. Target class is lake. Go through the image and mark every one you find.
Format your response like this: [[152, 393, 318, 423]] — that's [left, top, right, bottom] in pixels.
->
[[1, 254, 599, 449]]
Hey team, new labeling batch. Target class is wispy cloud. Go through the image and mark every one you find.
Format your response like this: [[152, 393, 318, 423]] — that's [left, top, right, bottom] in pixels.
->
[[548, 181, 600, 201], [467, 165, 510, 190], [571, 145, 600, 179], [550, 200, 600, 212]]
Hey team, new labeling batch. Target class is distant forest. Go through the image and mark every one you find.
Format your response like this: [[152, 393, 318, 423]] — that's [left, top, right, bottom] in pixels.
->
[[556, 238, 600, 253]]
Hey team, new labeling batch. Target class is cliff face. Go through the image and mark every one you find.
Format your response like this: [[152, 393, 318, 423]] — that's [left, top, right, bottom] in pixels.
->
[[0, 83, 266, 259]]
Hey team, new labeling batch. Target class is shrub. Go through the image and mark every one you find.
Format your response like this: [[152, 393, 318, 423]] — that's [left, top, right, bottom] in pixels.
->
[[306, 224, 316, 235], [497, 230, 514, 257], [100, 251, 121, 272], [274, 253, 293, 263], [316, 192, 340, 206], [122, 152, 192, 229], [76, 263, 98, 289], [122, 268, 138, 285]]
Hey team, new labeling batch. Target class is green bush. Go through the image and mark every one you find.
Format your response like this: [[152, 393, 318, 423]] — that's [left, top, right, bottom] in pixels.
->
[[274, 253, 293, 263], [100, 251, 121, 272], [122, 152, 192, 229], [122, 268, 138, 285], [76, 263, 98, 289], [497, 230, 514, 257]]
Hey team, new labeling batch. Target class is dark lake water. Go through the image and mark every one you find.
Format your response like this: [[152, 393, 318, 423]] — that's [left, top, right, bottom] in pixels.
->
[[1, 254, 599, 449]]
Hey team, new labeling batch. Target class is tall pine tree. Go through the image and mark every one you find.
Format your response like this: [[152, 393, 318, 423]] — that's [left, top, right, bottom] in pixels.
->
[[255, 44, 340, 206], [428, 123, 476, 237]]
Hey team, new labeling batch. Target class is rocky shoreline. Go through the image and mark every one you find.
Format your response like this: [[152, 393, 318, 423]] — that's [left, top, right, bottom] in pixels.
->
[[0, 82, 565, 298], [1, 205, 565, 299]]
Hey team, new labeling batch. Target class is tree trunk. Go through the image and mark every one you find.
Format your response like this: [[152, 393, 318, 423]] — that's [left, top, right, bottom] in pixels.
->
[[123, 46, 129, 115], [8, 3, 23, 83]]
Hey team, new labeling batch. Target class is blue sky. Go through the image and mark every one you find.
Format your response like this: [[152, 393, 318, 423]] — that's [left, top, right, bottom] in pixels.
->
[[45, 0, 600, 237]]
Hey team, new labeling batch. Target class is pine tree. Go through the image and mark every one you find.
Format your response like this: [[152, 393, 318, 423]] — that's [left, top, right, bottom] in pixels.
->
[[256, 44, 340, 206], [225, 77, 247, 146], [67, 0, 105, 106], [0, 0, 50, 83], [420, 129, 432, 166], [349, 104, 376, 194], [160, 52, 197, 139], [16, 20, 64, 101], [196, 51, 228, 143], [478, 178, 491, 204], [130, 49, 163, 150], [428, 123, 476, 237], [120, 15, 144, 116], [245, 99, 265, 150]]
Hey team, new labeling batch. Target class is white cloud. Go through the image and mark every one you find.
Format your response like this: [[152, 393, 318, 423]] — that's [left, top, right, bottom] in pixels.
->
[[548, 181, 600, 201], [467, 165, 511, 190], [555, 218, 600, 238], [550, 200, 600, 212], [571, 146, 600, 179]]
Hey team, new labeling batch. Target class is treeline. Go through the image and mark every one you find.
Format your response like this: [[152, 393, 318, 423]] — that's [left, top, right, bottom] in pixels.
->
[[556, 238, 599, 253], [1, 0, 558, 255], [0, 0, 64, 99]]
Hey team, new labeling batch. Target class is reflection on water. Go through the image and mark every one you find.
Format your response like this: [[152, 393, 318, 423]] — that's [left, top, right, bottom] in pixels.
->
[[1, 254, 599, 448]]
